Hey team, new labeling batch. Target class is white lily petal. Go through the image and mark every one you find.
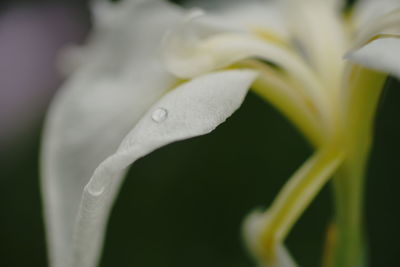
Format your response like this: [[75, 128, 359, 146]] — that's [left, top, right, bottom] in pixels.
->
[[41, 1, 184, 267], [282, 0, 345, 10], [163, 27, 331, 126], [184, 0, 262, 10], [280, 0, 346, 89], [73, 69, 257, 267], [352, 0, 400, 31], [346, 37, 400, 79], [162, 24, 320, 90], [352, 8, 400, 50], [184, 0, 287, 37]]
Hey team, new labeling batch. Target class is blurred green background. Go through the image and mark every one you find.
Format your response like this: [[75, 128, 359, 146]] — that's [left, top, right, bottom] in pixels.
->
[[0, 0, 399, 267]]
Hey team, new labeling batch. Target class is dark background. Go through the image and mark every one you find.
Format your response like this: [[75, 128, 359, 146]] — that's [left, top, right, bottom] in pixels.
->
[[0, 0, 399, 267]]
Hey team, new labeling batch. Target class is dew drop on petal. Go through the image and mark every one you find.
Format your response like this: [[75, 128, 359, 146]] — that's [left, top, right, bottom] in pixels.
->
[[151, 108, 168, 123]]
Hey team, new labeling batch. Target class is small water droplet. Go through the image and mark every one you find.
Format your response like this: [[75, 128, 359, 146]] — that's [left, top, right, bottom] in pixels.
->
[[152, 108, 168, 123]]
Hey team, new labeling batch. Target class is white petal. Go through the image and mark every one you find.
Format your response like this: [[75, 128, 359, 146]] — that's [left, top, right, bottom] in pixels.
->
[[346, 37, 400, 79], [41, 1, 183, 267], [184, 0, 262, 10], [351, 7, 400, 49], [163, 29, 315, 84], [73, 69, 257, 267], [280, 0, 346, 88], [281, 0, 344, 10], [184, 0, 287, 36], [163, 27, 330, 123], [352, 0, 400, 31]]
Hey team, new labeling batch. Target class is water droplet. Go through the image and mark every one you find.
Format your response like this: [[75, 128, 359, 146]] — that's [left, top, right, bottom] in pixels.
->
[[152, 108, 168, 123]]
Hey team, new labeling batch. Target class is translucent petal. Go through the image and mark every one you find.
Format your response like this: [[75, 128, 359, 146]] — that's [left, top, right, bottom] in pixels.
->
[[41, 1, 183, 266], [73, 69, 257, 267]]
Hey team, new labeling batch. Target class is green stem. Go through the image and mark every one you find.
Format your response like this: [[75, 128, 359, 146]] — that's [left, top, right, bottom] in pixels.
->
[[330, 149, 369, 267], [325, 67, 387, 267]]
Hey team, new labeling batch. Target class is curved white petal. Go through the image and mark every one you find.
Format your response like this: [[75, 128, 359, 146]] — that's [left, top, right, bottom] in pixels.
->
[[163, 27, 330, 124], [351, 8, 400, 50], [73, 69, 257, 267], [163, 28, 318, 88], [352, 0, 400, 31], [346, 37, 400, 79], [184, 0, 287, 37], [41, 1, 184, 267]]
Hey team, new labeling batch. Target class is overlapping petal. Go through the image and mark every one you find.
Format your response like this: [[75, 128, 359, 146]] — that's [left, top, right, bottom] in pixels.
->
[[345, 7, 400, 90], [352, 0, 400, 32], [184, 0, 287, 36], [41, 1, 183, 266], [41, 1, 259, 267], [72, 69, 257, 267], [41, 1, 400, 267], [280, 0, 347, 89], [163, 23, 332, 134]]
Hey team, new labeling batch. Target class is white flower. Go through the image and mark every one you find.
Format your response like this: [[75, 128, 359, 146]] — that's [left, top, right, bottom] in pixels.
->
[[166, 1, 400, 265], [41, 1, 400, 267]]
